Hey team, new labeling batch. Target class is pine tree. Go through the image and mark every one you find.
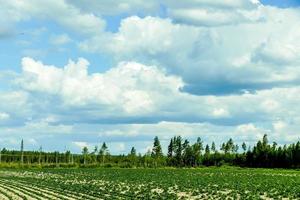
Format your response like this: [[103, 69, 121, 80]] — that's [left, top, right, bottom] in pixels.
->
[[99, 142, 108, 164], [221, 143, 226, 153], [91, 146, 98, 163], [205, 144, 210, 155], [226, 138, 234, 153], [174, 136, 183, 166], [242, 142, 247, 153], [20, 139, 24, 165], [130, 147, 136, 156], [151, 136, 163, 167], [129, 147, 137, 166], [167, 138, 174, 158], [38, 146, 42, 165], [192, 137, 203, 166], [263, 134, 268, 147], [151, 136, 163, 158], [211, 142, 216, 153], [82, 146, 89, 165], [234, 144, 239, 153]]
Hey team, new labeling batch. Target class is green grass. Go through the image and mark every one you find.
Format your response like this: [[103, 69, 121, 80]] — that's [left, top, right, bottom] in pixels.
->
[[0, 167, 299, 199]]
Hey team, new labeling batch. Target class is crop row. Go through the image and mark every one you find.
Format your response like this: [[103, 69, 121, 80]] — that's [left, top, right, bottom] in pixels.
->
[[0, 168, 299, 199]]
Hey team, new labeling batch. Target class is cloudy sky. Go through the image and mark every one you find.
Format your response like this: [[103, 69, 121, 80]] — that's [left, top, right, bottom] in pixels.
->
[[1, 0, 300, 154]]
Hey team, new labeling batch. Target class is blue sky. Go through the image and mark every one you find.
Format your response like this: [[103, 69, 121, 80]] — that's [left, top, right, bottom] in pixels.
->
[[0, 0, 300, 154], [262, 0, 300, 7]]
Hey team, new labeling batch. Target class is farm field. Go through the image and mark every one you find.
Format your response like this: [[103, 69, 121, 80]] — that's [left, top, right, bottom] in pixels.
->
[[0, 167, 298, 199]]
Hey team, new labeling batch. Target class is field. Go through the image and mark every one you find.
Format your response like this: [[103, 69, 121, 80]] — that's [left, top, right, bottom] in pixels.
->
[[0, 167, 298, 199]]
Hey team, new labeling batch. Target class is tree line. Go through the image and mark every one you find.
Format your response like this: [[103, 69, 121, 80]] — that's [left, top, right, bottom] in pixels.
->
[[0, 135, 299, 168]]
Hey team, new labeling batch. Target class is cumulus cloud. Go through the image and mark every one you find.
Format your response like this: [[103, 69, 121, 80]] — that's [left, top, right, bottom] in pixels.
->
[[50, 34, 72, 45], [0, 112, 10, 121], [14, 56, 300, 128], [18, 57, 279, 127], [165, 0, 263, 26], [72, 141, 90, 150], [66, 0, 158, 15], [1, 1, 300, 152], [81, 6, 300, 95], [0, 0, 106, 35], [18, 57, 183, 115]]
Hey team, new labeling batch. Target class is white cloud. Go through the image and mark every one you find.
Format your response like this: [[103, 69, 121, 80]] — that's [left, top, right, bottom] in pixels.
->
[[24, 120, 73, 135], [273, 121, 286, 132], [66, 0, 158, 16], [0, 112, 10, 121], [15, 56, 300, 131], [80, 16, 206, 59], [72, 141, 89, 150], [0, 0, 106, 35], [164, 0, 260, 10], [80, 7, 300, 96], [164, 0, 262, 26], [20, 57, 63, 93], [18, 57, 183, 115], [212, 108, 230, 118], [50, 34, 72, 45], [109, 142, 126, 153], [261, 99, 279, 112], [1, 1, 300, 151], [0, 91, 30, 122]]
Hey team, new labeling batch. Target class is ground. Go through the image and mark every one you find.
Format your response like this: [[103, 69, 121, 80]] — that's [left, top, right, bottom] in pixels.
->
[[0, 167, 299, 199]]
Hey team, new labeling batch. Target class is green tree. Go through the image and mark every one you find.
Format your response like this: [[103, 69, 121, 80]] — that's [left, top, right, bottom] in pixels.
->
[[38, 146, 42, 165], [221, 143, 226, 153], [211, 142, 216, 153], [234, 144, 239, 153], [151, 136, 163, 167], [192, 137, 203, 166], [176, 136, 184, 166], [82, 146, 89, 165], [128, 147, 137, 166], [167, 138, 174, 158], [91, 146, 98, 163], [226, 138, 234, 153], [99, 142, 108, 164], [65, 150, 71, 164], [130, 147, 136, 156], [20, 139, 24, 165], [151, 136, 163, 158], [205, 144, 210, 155], [242, 142, 247, 153]]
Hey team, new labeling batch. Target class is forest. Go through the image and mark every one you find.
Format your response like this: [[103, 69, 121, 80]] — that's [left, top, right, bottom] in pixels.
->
[[0, 134, 299, 168]]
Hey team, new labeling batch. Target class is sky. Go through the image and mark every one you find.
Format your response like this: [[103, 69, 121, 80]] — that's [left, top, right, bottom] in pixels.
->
[[0, 0, 300, 154]]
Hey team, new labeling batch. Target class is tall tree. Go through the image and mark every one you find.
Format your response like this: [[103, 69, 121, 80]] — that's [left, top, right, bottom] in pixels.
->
[[129, 147, 137, 166], [205, 144, 210, 155], [174, 136, 183, 166], [242, 142, 247, 153], [82, 146, 89, 165], [99, 142, 108, 164], [20, 139, 24, 165], [38, 146, 42, 165], [234, 144, 239, 153], [167, 138, 174, 158], [151, 136, 163, 167], [226, 138, 234, 153], [130, 147, 136, 156], [221, 143, 226, 153], [211, 142, 216, 153], [192, 137, 203, 166], [91, 146, 98, 163], [151, 136, 163, 158], [263, 134, 268, 147]]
